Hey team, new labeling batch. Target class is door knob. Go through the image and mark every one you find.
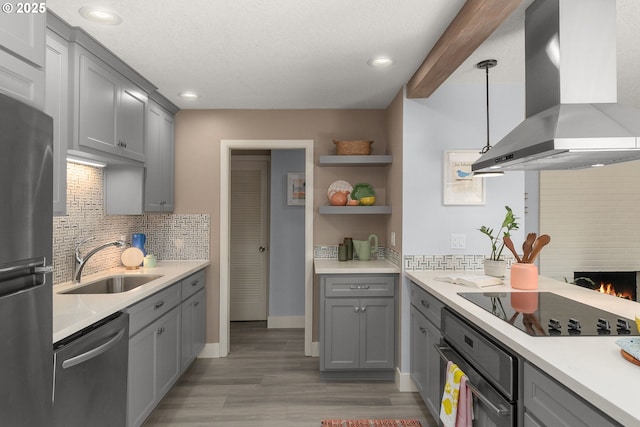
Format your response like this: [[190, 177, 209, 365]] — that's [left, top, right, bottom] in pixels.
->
[[259, 246, 266, 252]]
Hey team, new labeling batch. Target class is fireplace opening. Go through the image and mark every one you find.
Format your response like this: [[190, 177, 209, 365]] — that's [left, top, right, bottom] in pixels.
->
[[573, 272, 637, 301]]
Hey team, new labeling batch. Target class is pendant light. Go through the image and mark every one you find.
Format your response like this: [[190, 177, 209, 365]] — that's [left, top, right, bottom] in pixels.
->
[[474, 59, 504, 177]]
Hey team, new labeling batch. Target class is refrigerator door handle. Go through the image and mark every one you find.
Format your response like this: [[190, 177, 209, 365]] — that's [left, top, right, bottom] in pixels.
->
[[61, 329, 125, 369], [0, 258, 46, 274]]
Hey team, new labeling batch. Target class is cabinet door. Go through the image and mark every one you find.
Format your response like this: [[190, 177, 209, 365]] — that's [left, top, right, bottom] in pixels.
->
[[145, 101, 174, 212], [181, 289, 206, 372], [323, 298, 360, 370], [156, 306, 181, 400], [78, 54, 118, 153], [159, 110, 175, 211], [0, 8, 45, 66], [423, 312, 443, 420], [359, 297, 394, 369], [128, 323, 156, 427], [410, 307, 428, 397], [45, 32, 69, 216], [118, 81, 146, 162]]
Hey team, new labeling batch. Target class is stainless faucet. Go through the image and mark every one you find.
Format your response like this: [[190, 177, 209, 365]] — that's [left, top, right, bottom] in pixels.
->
[[74, 237, 127, 283]]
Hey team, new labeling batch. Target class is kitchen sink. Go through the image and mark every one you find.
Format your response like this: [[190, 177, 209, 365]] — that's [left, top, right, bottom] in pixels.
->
[[61, 274, 164, 294]]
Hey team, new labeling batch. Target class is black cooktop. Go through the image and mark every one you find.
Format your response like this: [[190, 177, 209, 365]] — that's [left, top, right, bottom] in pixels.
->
[[458, 291, 639, 337]]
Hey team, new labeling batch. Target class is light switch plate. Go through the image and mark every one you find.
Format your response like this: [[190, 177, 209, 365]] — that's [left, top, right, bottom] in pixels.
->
[[451, 233, 466, 249]]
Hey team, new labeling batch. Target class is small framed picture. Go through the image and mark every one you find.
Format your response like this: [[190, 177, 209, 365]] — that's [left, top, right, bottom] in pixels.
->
[[443, 150, 485, 205], [287, 173, 305, 205]]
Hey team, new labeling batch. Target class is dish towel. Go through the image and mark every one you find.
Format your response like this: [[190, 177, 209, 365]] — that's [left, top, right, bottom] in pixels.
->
[[440, 361, 473, 427]]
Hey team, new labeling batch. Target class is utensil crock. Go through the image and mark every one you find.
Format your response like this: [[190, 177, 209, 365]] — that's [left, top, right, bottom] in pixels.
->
[[510, 263, 538, 290]]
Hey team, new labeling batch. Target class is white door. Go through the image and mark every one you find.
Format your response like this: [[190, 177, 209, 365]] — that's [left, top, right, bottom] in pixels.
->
[[230, 157, 270, 321]]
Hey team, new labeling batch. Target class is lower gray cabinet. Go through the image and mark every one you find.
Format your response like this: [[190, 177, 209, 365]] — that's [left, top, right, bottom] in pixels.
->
[[523, 361, 620, 427], [319, 274, 396, 378], [410, 282, 444, 422], [181, 289, 206, 372], [127, 305, 180, 427]]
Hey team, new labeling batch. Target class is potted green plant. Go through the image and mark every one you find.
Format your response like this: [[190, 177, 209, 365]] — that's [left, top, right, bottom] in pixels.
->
[[478, 206, 519, 277]]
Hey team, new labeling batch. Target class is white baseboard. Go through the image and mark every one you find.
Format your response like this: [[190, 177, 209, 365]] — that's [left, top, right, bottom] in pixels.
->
[[311, 341, 319, 357], [267, 315, 305, 328], [396, 368, 418, 392], [197, 343, 220, 358]]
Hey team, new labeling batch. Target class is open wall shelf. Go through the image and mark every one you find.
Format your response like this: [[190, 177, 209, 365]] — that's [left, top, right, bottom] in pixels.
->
[[318, 155, 392, 166], [319, 205, 392, 214]]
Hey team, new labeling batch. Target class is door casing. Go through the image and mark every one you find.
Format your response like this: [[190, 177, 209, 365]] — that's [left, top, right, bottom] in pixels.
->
[[220, 140, 314, 357]]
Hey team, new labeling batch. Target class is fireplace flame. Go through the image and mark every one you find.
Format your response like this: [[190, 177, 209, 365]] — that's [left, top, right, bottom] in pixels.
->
[[596, 282, 633, 300]]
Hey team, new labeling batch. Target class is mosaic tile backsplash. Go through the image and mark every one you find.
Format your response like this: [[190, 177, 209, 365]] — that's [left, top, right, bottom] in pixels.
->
[[403, 254, 515, 271], [53, 163, 209, 285]]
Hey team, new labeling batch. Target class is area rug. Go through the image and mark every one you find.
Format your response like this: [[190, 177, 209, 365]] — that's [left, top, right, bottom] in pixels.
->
[[321, 419, 422, 427]]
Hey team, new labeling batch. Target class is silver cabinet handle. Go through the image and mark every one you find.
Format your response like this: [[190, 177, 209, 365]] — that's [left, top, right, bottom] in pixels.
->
[[61, 329, 125, 369], [421, 299, 430, 309], [354, 307, 360, 312], [157, 327, 165, 335], [361, 306, 366, 312], [194, 301, 200, 307], [259, 246, 266, 252], [419, 326, 427, 335], [349, 284, 371, 290], [433, 344, 509, 417], [154, 301, 165, 310], [191, 280, 199, 287]]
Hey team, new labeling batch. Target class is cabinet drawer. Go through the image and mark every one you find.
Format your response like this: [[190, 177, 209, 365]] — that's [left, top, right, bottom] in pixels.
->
[[126, 283, 181, 336], [181, 269, 205, 301], [523, 362, 620, 427], [410, 282, 443, 327], [323, 275, 395, 298]]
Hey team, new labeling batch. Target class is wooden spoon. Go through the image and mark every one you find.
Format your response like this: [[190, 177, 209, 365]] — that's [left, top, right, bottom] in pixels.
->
[[503, 236, 522, 263], [522, 233, 536, 263], [526, 234, 551, 264]]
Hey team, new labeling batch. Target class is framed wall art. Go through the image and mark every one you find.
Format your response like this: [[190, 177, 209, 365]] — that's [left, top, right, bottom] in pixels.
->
[[287, 172, 305, 205], [443, 150, 485, 205]]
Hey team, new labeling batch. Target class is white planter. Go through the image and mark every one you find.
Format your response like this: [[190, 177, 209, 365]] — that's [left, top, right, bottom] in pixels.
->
[[484, 259, 506, 278]]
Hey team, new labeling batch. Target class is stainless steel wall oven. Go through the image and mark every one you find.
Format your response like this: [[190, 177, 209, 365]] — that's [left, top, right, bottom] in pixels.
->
[[437, 308, 518, 427]]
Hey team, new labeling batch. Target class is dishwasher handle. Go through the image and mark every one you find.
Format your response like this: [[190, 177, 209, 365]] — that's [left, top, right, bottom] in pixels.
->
[[434, 344, 510, 417], [61, 329, 125, 370]]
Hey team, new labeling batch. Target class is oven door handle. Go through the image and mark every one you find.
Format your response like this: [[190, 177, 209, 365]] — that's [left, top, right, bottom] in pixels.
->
[[434, 344, 510, 417]]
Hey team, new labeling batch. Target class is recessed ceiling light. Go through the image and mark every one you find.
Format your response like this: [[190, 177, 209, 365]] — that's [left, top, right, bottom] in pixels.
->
[[591, 163, 606, 167], [367, 56, 393, 68], [79, 6, 122, 25], [179, 91, 199, 99]]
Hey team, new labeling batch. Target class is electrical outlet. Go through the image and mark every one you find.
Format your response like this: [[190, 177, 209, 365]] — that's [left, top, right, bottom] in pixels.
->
[[390, 231, 396, 246], [451, 233, 466, 249]]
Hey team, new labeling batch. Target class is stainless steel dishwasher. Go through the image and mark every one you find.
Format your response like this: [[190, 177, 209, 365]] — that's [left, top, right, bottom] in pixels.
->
[[53, 311, 129, 427]]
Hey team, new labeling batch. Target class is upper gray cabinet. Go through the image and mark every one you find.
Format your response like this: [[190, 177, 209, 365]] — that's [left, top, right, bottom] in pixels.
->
[[145, 100, 175, 212], [75, 51, 147, 163], [0, 7, 45, 108], [44, 30, 69, 216]]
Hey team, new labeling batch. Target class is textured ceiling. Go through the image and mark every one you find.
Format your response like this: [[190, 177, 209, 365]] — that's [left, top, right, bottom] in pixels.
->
[[47, 0, 640, 110]]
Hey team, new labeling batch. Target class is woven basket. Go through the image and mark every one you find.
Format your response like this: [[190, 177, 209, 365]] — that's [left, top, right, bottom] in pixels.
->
[[333, 140, 373, 155]]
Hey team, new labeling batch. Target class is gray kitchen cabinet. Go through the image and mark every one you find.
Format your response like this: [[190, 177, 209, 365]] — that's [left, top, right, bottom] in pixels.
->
[[180, 270, 206, 372], [75, 50, 147, 163], [145, 100, 175, 212], [126, 283, 181, 427], [44, 30, 69, 216], [0, 7, 45, 108], [523, 361, 620, 427], [319, 274, 396, 379], [409, 282, 445, 422]]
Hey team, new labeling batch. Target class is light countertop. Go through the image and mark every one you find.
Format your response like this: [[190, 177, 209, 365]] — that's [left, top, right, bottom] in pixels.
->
[[314, 259, 401, 274], [406, 270, 640, 426], [53, 260, 210, 343]]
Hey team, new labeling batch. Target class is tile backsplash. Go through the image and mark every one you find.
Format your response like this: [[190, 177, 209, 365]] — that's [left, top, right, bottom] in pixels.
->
[[53, 163, 209, 285]]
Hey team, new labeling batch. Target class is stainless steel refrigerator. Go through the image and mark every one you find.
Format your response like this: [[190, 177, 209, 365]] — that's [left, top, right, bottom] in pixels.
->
[[0, 92, 53, 425]]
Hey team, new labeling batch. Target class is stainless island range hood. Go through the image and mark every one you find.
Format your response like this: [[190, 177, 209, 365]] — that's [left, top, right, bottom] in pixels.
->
[[473, 0, 640, 172]]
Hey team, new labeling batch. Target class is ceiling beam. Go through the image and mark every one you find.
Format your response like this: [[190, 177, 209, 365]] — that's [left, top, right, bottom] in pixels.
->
[[406, 0, 522, 99]]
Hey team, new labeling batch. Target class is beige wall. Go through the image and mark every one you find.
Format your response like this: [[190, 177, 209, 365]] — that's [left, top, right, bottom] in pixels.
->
[[175, 109, 391, 344]]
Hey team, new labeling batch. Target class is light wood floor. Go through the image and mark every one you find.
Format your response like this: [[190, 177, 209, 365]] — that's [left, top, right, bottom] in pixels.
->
[[143, 321, 436, 427]]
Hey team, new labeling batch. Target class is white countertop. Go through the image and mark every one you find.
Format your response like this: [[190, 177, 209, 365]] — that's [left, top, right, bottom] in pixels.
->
[[314, 259, 401, 274], [53, 260, 210, 343], [406, 270, 640, 426]]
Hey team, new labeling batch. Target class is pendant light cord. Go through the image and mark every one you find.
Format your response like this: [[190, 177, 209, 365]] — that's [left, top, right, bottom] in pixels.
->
[[477, 59, 497, 155]]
